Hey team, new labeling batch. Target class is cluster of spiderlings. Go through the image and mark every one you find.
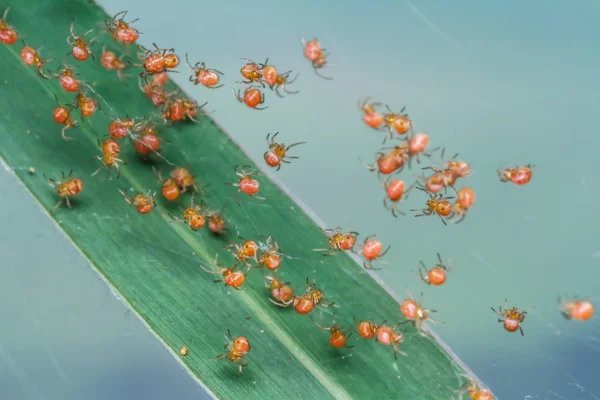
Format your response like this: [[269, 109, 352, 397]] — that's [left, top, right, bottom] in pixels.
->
[[232, 55, 303, 111], [7, 5, 591, 390]]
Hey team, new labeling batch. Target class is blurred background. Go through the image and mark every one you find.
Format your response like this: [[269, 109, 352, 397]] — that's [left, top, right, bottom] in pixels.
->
[[1, 0, 599, 398]]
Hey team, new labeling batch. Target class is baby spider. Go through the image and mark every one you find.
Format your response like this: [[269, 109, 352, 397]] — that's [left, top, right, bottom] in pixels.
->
[[498, 164, 534, 186], [358, 97, 384, 129], [67, 18, 97, 61], [354, 316, 386, 340], [265, 273, 293, 302], [92, 139, 126, 180], [20, 40, 53, 78], [264, 132, 306, 171], [410, 187, 454, 226], [270, 278, 336, 314], [360, 148, 407, 182], [233, 86, 267, 110], [380, 105, 412, 142], [301, 38, 333, 80], [238, 57, 268, 86], [257, 235, 283, 271], [416, 253, 452, 286], [43, 170, 83, 210], [100, 47, 128, 81], [449, 187, 475, 224], [491, 300, 534, 336], [400, 290, 441, 334], [53, 63, 84, 92], [217, 329, 251, 375], [225, 165, 264, 205], [132, 122, 162, 156], [75, 90, 98, 119], [185, 54, 223, 88], [200, 254, 246, 289], [313, 227, 359, 256], [168, 194, 206, 231], [454, 375, 495, 400], [52, 96, 78, 141], [263, 66, 299, 97], [358, 234, 390, 270], [207, 202, 228, 235], [383, 178, 416, 218], [224, 237, 259, 272], [311, 312, 354, 349], [119, 189, 156, 214], [133, 43, 179, 82], [558, 296, 595, 321], [404, 133, 436, 168], [163, 97, 208, 123], [376, 323, 408, 359], [0, 7, 17, 45], [152, 167, 180, 201], [105, 10, 139, 44]]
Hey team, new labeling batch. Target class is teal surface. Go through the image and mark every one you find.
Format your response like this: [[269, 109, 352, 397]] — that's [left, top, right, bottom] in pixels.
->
[[1, 0, 599, 399]]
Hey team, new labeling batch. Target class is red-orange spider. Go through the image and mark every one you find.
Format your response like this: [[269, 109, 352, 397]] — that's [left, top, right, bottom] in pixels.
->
[[263, 67, 299, 97], [383, 178, 416, 217], [498, 164, 534, 186], [67, 18, 97, 61], [43, 170, 83, 210], [257, 235, 283, 271], [311, 313, 354, 349], [410, 187, 454, 226], [100, 47, 128, 81], [301, 38, 333, 80], [353, 316, 385, 340], [449, 187, 475, 224], [238, 57, 268, 86], [133, 43, 179, 81], [107, 116, 139, 140], [264, 132, 306, 171], [376, 323, 408, 359], [265, 273, 293, 302], [152, 166, 180, 201], [119, 189, 156, 214], [200, 254, 246, 290], [217, 329, 251, 375], [491, 300, 534, 336], [0, 7, 17, 45], [400, 290, 441, 334], [358, 234, 390, 270], [75, 90, 98, 119], [163, 97, 208, 123], [139, 77, 176, 107], [52, 96, 79, 141], [169, 194, 206, 231], [380, 105, 412, 142], [558, 296, 595, 321], [224, 237, 259, 272], [313, 227, 359, 256], [417, 253, 452, 286], [92, 139, 126, 180], [132, 121, 162, 156], [20, 40, 53, 78], [358, 97, 384, 130], [455, 375, 495, 400], [225, 165, 264, 205], [270, 278, 336, 314], [207, 202, 228, 235], [170, 166, 205, 195], [53, 63, 84, 92], [105, 10, 139, 44], [185, 54, 223, 88], [233, 86, 267, 110]]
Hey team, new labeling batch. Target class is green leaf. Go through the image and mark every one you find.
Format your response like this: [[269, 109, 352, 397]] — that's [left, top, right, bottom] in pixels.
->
[[0, 0, 481, 398]]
